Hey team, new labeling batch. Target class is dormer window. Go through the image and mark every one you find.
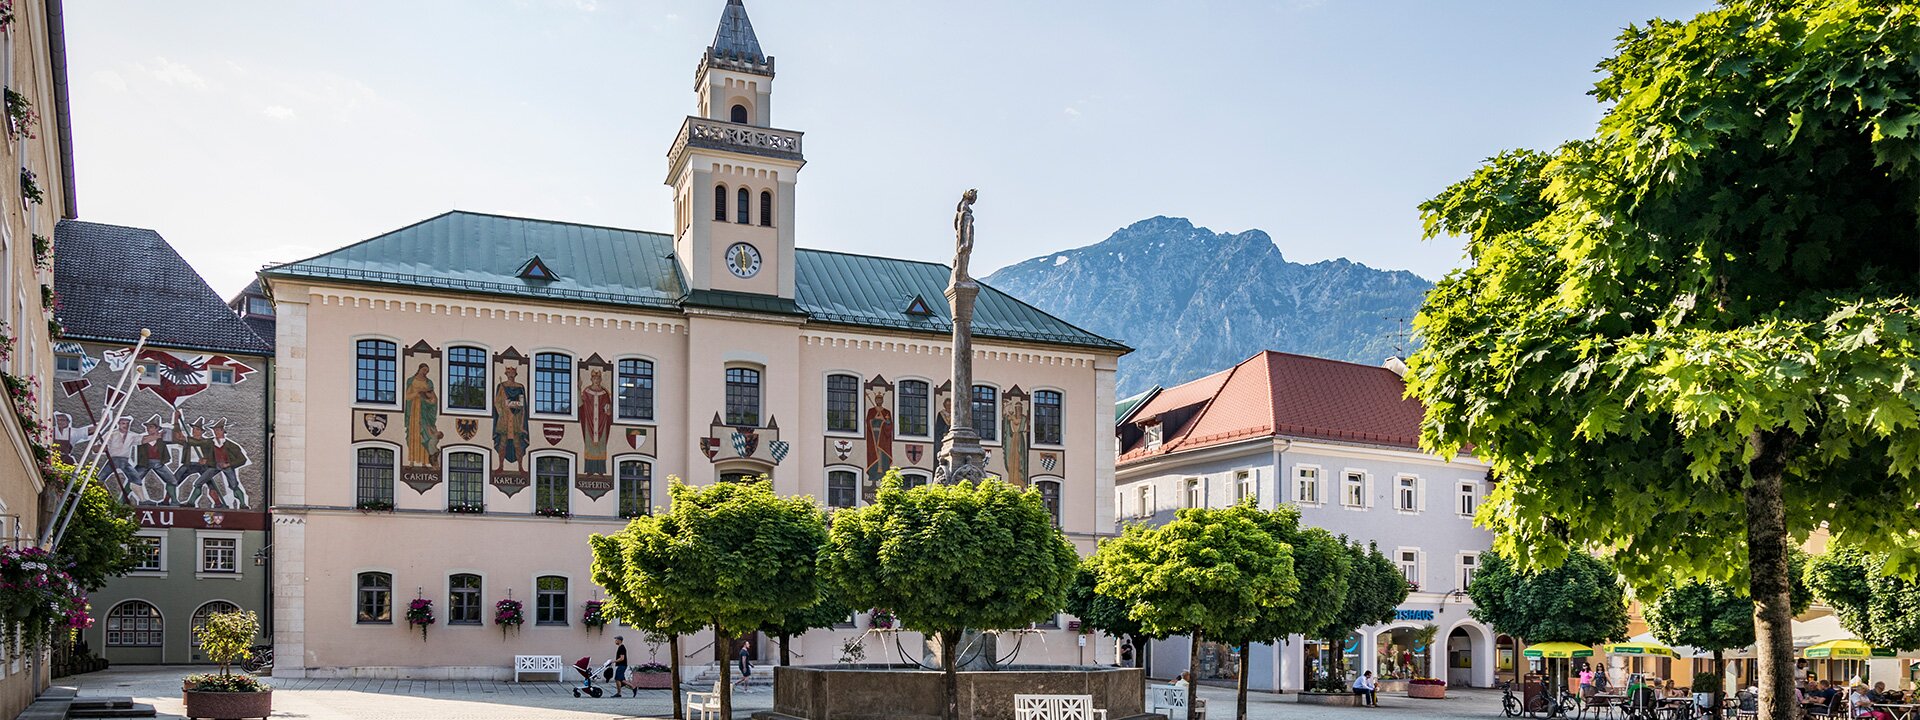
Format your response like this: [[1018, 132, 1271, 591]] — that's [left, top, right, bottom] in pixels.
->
[[903, 294, 934, 316], [731, 104, 749, 124], [246, 297, 274, 317], [518, 256, 558, 282], [1142, 419, 1163, 451]]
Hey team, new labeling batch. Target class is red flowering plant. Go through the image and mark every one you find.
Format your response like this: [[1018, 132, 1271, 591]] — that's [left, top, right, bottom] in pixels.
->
[[405, 598, 434, 640], [495, 598, 524, 638], [581, 600, 607, 633], [0, 546, 89, 659], [1410, 678, 1447, 686]]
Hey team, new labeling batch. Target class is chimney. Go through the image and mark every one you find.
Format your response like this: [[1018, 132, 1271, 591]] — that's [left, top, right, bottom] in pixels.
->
[[1383, 356, 1409, 377]]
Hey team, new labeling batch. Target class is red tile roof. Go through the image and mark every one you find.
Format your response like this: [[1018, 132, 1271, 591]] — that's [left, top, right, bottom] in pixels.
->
[[1118, 351, 1428, 464]]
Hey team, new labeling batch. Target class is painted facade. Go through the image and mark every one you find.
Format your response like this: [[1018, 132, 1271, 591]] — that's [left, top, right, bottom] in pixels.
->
[[1113, 351, 1497, 691], [264, 0, 1125, 680]]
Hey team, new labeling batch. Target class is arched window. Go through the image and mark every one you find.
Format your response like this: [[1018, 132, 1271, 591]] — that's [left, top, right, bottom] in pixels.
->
[[618, 459, 652, 518], [535, 576, 568, 625], [106, 600, 163, 647], [1033, 390, 1064, 445], [448, 574, 482, 625], [356, 446, 395, 507], [736, 187, 751, 224], [759, 191, 773, 227], [357, 572, 392, 623], [616, 358, 655, 421], [190, 601, 240, 648], [730, 104, 749, 123], [356, 339, 397, 404], [533, 352, 573, 415], [1036, 479, 1063, 528], [446, 346, 488, 411], [446, 451, 484, 511], [535, 455, 571, 516], [900, 472, 930, 491], [897, 380, 930, 437], [825, 374, 860, 433], [826, 469, 858, 508], [971, 385, 998, 442], [714, 184, 729, 221], [725, 367, 761, 426]]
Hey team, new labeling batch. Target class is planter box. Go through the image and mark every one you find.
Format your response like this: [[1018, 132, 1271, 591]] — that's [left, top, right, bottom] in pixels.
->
[[183, 689, 272, 720], [630, 672, 673, 689], [1408, 684, 1447, 699], [1298, 692, 1359, 706]]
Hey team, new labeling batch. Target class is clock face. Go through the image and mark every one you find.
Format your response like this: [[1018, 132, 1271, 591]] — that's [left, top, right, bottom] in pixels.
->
[[725, 242, 762, 279]]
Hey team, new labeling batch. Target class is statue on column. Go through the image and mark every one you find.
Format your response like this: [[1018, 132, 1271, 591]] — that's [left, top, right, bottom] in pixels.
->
[[935, 189, 988, 485]]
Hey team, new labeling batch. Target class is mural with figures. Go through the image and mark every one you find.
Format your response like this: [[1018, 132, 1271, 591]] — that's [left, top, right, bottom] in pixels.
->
[[50, 341, 270, 530], [819, 374, 1065, 503], [349, 342, 659, 503]]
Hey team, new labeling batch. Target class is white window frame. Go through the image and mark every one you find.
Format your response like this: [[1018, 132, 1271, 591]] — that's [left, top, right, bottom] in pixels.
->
[[824, 465, 862, 509], [209, 367, 236, 385], [1234, 470, 1256, 505], [131, 530, 167, 575], [1396, 547, 1424, 592], [1395, 474, 1425, 514], [529, 349, 578, 420], [1293, 464, 1321, 505], [1457, 553, 1479, 592], [612, 353, 658, 424], [822, 371, 864, 436], [1342, 469, 1369, 509], [441, 342, 494, 416], [1457, 481, 1479, 518], [1136, 484, 1153, 518], [1183, 477, 1203, 509], [893, 377, 934, 439], [196, 530, 243, 579]]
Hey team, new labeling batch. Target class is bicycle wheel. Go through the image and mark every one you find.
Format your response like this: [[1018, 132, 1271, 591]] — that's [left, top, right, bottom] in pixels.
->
[[1504, 694, 1522, 718]]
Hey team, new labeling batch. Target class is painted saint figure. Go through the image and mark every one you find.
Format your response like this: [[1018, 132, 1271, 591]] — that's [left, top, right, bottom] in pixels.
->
[[931, 385, 953, 472], [1002, 392, 1031, 487], [403, 363, 443, 466], [863, 385, 894, 491], [493, 365, 530, 472], [580, 367, 613, 475]]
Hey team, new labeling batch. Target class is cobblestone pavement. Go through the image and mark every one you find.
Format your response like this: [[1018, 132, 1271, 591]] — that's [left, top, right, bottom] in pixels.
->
[[62, 666, 1508, 719]]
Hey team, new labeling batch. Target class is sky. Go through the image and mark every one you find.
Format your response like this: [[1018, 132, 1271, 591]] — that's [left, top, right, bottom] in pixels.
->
[[63, 0, 1715, 300]]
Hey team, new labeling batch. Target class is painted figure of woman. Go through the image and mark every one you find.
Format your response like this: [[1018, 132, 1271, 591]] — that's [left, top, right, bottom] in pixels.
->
[[580, 367, 613, 475], [492, 365, 530, 471], [864, 386, 894, 489], [403, 363, 442, 465], [1002, 394, 1030, 486]]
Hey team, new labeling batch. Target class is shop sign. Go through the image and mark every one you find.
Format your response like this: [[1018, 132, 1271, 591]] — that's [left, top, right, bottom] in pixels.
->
[[1394, 609, 1436, 621]]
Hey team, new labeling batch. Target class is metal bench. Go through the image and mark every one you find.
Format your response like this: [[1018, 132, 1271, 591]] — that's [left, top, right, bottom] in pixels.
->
[[512, 654, 563, 682], [1013, 694, 1109, 720]]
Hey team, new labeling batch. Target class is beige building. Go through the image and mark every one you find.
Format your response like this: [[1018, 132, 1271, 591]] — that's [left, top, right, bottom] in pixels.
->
[[263, 0, 1126, 679]]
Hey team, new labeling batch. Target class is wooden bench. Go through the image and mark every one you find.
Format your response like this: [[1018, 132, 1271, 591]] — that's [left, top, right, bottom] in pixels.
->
[[1147, 684, 1206, 719], [1013, 694, 1108, 720], [512, 655, 563, 682], [688, 682, 723, 719]]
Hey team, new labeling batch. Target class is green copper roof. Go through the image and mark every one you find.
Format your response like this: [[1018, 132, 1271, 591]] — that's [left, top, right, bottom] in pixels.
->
[[265, 211, 1128, 352], [1115, 387, 1159, 424]]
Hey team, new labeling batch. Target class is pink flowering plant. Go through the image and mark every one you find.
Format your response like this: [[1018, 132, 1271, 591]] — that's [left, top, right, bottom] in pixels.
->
[[494, 598, 524, 638], [581, 600, 607, 632], [0, 546, 90, 658], [405, 598, 434, 640]]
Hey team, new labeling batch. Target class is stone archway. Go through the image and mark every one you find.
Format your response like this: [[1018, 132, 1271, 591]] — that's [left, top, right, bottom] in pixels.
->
[[1443, 621, 1494, 688]]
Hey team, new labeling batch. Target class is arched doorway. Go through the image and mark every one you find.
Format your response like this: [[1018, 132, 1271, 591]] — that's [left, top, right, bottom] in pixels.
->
[[1497, 634, 1521, 684], [1445, 624, 1491, 688]]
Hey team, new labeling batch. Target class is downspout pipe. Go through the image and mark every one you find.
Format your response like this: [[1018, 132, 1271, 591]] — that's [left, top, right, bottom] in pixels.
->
[[44, 0, 78, 218]]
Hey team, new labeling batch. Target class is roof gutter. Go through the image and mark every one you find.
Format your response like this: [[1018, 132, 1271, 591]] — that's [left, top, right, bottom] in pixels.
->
[[45, 0, 77, 218]]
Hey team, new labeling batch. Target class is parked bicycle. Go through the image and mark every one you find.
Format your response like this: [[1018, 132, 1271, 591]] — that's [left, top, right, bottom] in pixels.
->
[[241, 644, 274, 674]]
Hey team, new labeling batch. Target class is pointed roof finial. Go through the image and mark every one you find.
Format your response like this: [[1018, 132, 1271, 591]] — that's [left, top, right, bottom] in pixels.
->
[[704, 0, 773, 76]]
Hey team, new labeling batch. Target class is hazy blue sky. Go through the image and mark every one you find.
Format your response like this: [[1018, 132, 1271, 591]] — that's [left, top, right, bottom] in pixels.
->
[[64, 0, 1713, 298]]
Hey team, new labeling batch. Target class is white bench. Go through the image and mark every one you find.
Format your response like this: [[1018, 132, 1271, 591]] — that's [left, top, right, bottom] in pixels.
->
[[688, 681, 723, 719], [1014, 694, 1108, 720], [1147, 684, 1206, 719], [513, 655, 563, 682]]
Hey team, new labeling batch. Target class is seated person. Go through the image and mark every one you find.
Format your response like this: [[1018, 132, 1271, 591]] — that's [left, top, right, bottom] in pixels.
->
[[1868, 682, 1888, 704], [1351, 670, 1378, 708], [1851, 684, 1893, 720]]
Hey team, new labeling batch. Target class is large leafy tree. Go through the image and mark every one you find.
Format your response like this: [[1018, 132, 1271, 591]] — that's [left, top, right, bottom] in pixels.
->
[[1314, 540, 1405, 687], [1065, 565, 1154, 665], [1214, 504, 1347, 719], [819, 475, 1078, 720], [1087, 505, 1298, 720], [760, 594, 852, 666], [1645, 554, 1810, 714], [1404, 2, 1920, 717], [1466, 552, 1628, 647], [1804, 546, 1920, 652], [589, 523, 704, 720], [601, 478, 826, 720], [57, 479, 137, 591]]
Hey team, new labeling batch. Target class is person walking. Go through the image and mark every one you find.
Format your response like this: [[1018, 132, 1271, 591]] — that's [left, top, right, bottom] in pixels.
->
[[1119, 641, 1135, 668], [1352, 670, 1378, 708], [1579, 665, 1596, 699], [609, 636, 629, 698], [734, 639, 754, 688]]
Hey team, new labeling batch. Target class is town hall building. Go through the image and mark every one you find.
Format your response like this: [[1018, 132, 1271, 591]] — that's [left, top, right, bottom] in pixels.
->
[[262, 0, 1127, 679]]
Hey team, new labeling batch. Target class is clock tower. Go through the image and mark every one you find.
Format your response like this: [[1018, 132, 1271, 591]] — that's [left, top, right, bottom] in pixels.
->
[[667, 0, 804, 300]]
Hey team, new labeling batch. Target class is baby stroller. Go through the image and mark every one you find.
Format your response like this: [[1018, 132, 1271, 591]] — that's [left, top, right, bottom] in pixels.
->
[[570, 657, 605, 698]]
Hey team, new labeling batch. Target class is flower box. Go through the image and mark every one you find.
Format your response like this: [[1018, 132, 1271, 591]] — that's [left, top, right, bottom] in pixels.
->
[[183, 689, 272, 720], [1409, 683, 1447, 699], [630, 672, 673, 689], [1297, 691, 1359, 706]]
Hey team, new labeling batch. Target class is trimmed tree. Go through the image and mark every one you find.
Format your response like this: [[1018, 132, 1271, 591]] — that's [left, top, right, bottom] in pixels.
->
[[1065, 564, 1155, 668], [1215, 504, 1347, 718], [1467, 552, 1628, 700], [1087, 504, 1298, 720], [819, 475, 1079, 720], [1403, 3, 1920, 717], [1645, 550, 1811, 716], [603, 478, 827, 720], [589, 523, 704, 720], [1315, 539, 1405, 689], [1805, 546, 1920, 652], [761, 594, 853, 666]]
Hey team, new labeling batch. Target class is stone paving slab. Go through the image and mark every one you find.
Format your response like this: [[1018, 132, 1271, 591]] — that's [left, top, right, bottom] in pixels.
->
[[61, 666, 1508, 719]]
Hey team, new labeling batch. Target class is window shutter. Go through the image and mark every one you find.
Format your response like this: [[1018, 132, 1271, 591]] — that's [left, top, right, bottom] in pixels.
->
[[1365, 473, 1375, 508], [1417, 477, 1428, 512]]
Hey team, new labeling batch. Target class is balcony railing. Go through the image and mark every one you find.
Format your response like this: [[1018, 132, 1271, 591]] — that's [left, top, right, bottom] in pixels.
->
[[668, 116, 804, 163]]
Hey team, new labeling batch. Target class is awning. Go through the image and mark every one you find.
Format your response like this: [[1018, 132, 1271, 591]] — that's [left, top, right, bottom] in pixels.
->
[[1523, 642, 1594, 659]]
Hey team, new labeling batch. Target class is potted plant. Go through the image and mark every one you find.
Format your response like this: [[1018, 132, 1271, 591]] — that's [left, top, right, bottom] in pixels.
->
[[1298, 673, 1361, 706], [581, 601, 607, 634], [495, 598, 524, 638], [630, 661, 673, 689], [184, 610, 271, 720], [1408, 677, 1448, 699], [405, 598, 434, 640], [1691, 671, 1719, 710]]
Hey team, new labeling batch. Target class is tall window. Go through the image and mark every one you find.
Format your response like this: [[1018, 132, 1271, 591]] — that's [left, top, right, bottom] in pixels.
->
[[827, 470, 858, 508], [1295, 466, 1320, 504], [1458, 481, 1478, 517], [825, 374, 860, 433], [447, 451, 484, 510], [446, 346, 488, 410], [105, 601, 163, 647], [897, 380, 929, 437], [55, 353, 81, 372], [535, 456, 570, 516], [1343, 471, 1367, 508], [357, 572, 392, 623], [536, 576, 568, 625], [1033, 390, 1063, 445], [1397, 475, 1420, 512], [1397, 550, 1421, 589], [1137, 485, 1153, 518], [132, 535, 163, 571], [190, 601, 239, 648], [200, 537, 238, 573], [714, 184, 728, 221], [725, 367, 761, 426], [356, 446, 395, 507], [1457, 554, 1478, 591], [618, 460, 652, 518], [355, 339, 397, 404], [1234, 470, 1256, 503], [533, 352, 573, 415], [1184, 478, 1203, 508], [759, 190, 773, 227], [449, 574, 481, 625], [900, 472, 930, 490], [616, 358, 655, 421], [970, 385, 997, 442], [1037, 479, 1062, 527], [730, 104, 748, 123], [736, 187, 750, 224]]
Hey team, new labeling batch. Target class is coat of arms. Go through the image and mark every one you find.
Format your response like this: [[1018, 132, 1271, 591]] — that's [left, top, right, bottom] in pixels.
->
[[363, 413, 388, 437], [456, 419, 479, 441], [833, 439, 853, 461], [1040, 452, 1058, 472], [906, 444, 924, 464], [731, 430, 759, 458], [700, 437, 721, 461], [626, 427, 649, 450], [769, 440, 790, 464], [543, 423, 566, 445]]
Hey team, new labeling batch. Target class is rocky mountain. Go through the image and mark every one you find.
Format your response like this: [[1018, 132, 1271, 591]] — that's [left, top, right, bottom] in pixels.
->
[[985, 216, 1432, 397]]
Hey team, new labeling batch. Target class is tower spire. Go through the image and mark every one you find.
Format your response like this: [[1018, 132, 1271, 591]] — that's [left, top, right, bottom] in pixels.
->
[[706, 0, 772, 75]]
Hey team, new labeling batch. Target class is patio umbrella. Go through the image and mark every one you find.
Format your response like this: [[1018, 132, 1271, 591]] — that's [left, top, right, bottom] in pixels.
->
[[1802, 639, 1896, 659], [1602, 642, 1678, 658], [1522, 642, 1595, 659]]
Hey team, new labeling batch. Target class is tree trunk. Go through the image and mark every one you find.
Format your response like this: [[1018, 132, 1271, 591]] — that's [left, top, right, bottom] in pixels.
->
[[1713, 649, 1726, 720], [1745, 430, 1798, 720], [1327, 635, 1344, 685], [670, 634, 684, 720], [717, 628, 734, 720], [780, 632, 792, 666], [1236, 642, 1250, 720], [942, 630, 961, 720], [1187, 632, 1202, 720]]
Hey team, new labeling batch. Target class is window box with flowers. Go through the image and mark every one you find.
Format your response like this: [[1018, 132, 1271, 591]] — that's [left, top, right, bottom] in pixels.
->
[[4, 88, 37, 141], [405, 598, 434, 640], [867, 609, 896, 630], [533, 507, 571, 519], [19, 167, 41, 205], [494, 598, 524, 638], [581, 600, 607, 634], [0, 546, 92, 660], [1408, 677, 1447, 699], [31, 234, 49, 271], [356, 499, 394, 513], [446, 502, 484, 515]]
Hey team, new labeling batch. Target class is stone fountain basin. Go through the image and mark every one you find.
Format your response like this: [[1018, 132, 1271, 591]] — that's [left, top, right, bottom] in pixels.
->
[[752, 664, 1160, 720]]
